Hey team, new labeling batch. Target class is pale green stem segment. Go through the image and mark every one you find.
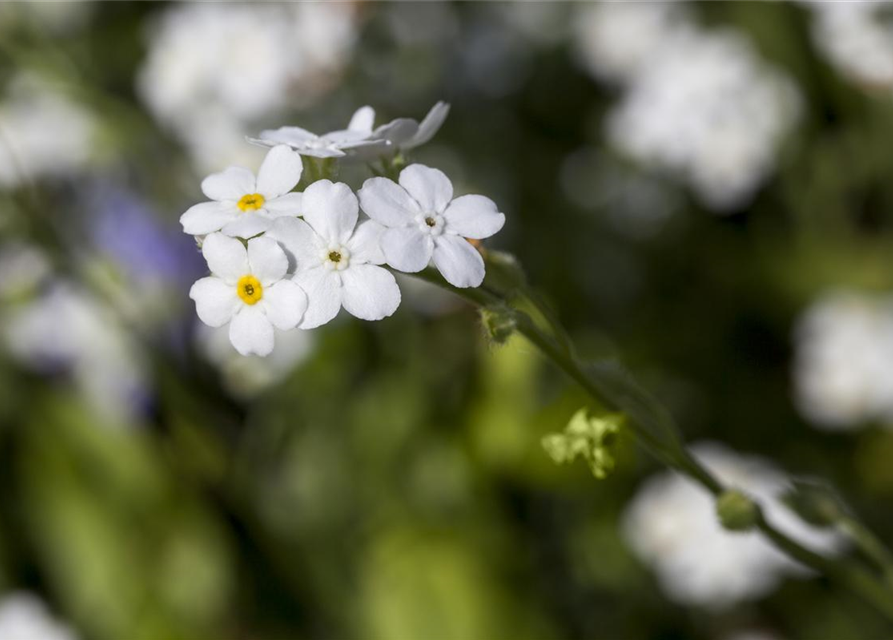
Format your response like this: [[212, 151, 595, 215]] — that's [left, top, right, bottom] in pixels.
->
[[401, 263, 893, 623]]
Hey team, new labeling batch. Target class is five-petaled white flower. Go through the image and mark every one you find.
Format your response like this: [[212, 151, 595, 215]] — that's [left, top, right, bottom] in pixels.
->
[[357, 164, 505, 288], [250, 108, 389, 160], [180, 145, 304, 239], [266, 180, 401, 329], [190, 233, 307, 356]]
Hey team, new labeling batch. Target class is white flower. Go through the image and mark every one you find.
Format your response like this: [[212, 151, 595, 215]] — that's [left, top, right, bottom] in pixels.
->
[[251, 102, 450, 160], [0, 592, 78, 640], [793, 291, 893, 430], [348, 101, 451, 152], [189, 234, 307, 356], [0, 72, 97, 188], [250, 107, 389, 159], [180, 145, 304, 238], [357, 164, 505, 288], [623, 442, 842, 609], [3, 282, 147, 426], [265, 180, 401, 328], [607, 28, 801, 211]]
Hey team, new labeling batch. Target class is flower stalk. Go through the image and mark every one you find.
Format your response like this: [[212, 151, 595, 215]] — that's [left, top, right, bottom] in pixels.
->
[[404, 261, 893, 622]]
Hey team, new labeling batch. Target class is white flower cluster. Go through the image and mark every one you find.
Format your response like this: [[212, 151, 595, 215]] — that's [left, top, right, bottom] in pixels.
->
[[137, 3, 358, 172], [793, 290, 893, 430], [808, 2, 893, 91], [0, 592, 78, 640], [181, 104, 505, 357], [574, 4, 801, 212], [0, 72, 97, 188], [623, 442, 842, 609]]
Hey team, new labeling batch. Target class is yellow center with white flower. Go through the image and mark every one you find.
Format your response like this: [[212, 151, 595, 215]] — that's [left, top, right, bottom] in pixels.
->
[[416, 212, 444, 236], [237, 193, 265, 212], [237, 274, 263, 305], [321, 245, 350, 271]]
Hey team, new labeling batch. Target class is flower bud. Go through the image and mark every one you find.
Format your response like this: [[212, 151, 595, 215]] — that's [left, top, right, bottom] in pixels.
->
[[480, 305, 516, 345], [716, 490, 760, 532]]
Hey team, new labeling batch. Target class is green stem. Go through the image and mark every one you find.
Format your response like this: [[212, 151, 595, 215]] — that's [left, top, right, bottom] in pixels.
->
[[405, 265, 893, 622]]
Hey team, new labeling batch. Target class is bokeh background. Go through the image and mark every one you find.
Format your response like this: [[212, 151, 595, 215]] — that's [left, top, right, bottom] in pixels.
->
[[1, 2, 893, 639]]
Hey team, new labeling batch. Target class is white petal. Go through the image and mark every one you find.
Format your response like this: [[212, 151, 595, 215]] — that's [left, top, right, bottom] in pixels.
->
[[346, 219, 387, 265], [442, 194, 506, 239], [261, 280, 307, 330], [256, 145, 303, 198], [201, 166, 256, 201], [180, 201, 238, 236], [372, 118, 419, 145], [405, 101, 450, 149], [357, 177, 420, 227], [294, 266, 342, 329], [263, 192, 303, 218], [341, 265, 401, 321], [266, 217, 323, 273], [259, 126, 317, 146], [432, 235, 485, 288], [348, 106, 375, 133], [298, 147, 346, 159], [301, 180, 358, 245], [220, 213, 272, 239], [381, 227, 433, 273], [247, 236, 288, 286], [190, 277, 239, 327], [399, 164, 453, 214], [229, 306, 275, 356], [202, 233, 248, 284]]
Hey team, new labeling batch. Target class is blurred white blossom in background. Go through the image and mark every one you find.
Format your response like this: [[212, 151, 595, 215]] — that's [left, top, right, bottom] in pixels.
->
[[137, 3, 358, 172], [0, 1, 94, 35], [793, 291, 893, 430], [623, 442, 841, 609], [3, 282, 147, 426], [809, 1, 893, 90], [573, 3, 692, 84], [0, 73, 97, 189], [575, 4, 801, 212], [196, 323, 315, 400], [0, 592, 78, 640]]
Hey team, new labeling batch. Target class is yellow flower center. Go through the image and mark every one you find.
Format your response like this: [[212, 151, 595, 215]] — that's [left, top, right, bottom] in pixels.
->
[[237, 275, 263, 305], [237, 193, 265, 212], [328, 251, 342, 263]]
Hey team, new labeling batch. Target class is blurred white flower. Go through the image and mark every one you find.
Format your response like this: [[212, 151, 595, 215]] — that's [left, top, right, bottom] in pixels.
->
[[0, 592, 77, 640], [3, 282, 147, 426], [573, 3, 693, 84], [358, 164, 505, 288], [0, 242, 52, 299], [190, 234, 307, 357], [607, 27, 800, 211], [266, 181, 400, 328], [137, 3, 357, 171], [809, 2, 893, 90], [0, 73, 97, 188], [793, 291, 893, 430], [196, 322, 314, 399], [351, 102, 451, 153], [181, 146, 304, 238], [623, 442, 841, 609]]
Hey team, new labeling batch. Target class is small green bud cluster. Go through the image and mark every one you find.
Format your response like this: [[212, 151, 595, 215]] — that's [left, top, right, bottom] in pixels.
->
[[480, 305, 517, 346], [542, 408, 623, 479]]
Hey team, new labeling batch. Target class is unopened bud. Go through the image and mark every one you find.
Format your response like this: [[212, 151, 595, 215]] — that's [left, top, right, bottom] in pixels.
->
[[716, 490, 760, 532]]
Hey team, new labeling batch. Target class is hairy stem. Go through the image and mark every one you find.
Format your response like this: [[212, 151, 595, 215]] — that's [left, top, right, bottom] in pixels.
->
[[404, 264, 893, 622]]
